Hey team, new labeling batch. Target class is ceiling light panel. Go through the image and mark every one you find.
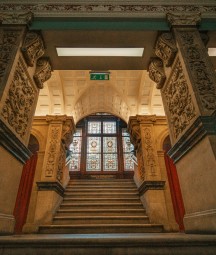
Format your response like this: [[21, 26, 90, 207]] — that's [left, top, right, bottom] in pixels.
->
[[56, 48, 144, 57]]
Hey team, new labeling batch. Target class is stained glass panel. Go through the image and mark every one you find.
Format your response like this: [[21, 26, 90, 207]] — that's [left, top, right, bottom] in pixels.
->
[[122, 128, 129, 137], [69, 154, 80, 171], [87, 137, 101, 153], [103, 137, 117, 153], [103, 154, 118, 171], [103, 122, 116, 134], [86, 154, 101, 171], [88, 121, 101, 134], [69, 136, 82, 153], [123, 153, 134, 171], [73, 128, 82, 137], [122, 136, 134, 153]]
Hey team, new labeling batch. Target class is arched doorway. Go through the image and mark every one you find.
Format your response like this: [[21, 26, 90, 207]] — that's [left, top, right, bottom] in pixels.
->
[[163, 136, 185, 231], [68, 113, 135, 179], [13, 134, 39, 234]]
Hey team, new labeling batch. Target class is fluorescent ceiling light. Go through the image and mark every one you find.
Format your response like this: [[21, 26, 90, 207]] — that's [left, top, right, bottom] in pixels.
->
[[208, 48, 216, 56], [56, 48, 144, 57]]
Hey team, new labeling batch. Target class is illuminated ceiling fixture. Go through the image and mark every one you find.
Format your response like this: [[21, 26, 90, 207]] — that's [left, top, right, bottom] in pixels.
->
[[208, 48, 216, 56], [56, 48, 144, 57]]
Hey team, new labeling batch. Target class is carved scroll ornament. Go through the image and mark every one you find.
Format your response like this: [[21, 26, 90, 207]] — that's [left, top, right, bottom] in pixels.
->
[[21, 32, 45, 67], [33, 57, 52, 89], [0, 11, 33, 25], [0, 30, 20, 87], [1, 59, 36, 139], [166, 12, 201, 27], [155, 33, 177, 67], [178, 31, 216, 112], [137, 147, 145, 181], [62, 119, 75, 149], [163, 60, 196, 139], [57, 144, 65, 183], [148, 58, 166, 89]]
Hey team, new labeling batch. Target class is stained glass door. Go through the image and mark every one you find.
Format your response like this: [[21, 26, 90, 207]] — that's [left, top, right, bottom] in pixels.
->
[[86, 121, 118, 172]]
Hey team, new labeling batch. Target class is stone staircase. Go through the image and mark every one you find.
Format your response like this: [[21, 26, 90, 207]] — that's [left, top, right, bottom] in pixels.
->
[[39, 178, 163, 234]]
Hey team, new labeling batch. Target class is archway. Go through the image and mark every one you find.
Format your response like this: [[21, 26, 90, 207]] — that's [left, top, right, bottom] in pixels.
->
[[68, 113, 135, 179]]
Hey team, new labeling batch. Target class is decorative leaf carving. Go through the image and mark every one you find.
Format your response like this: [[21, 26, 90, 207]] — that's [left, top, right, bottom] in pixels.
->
[[148, 58, 166, 89]]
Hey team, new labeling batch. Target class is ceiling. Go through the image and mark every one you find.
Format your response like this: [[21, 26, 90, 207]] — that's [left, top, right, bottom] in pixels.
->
[[35, 29, 216, 123]]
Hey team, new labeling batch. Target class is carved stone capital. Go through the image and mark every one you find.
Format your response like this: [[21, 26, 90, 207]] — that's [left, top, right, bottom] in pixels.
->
[[0, 11, 33, 25], [46, 115, 68, 123], [155, 32, 177, 67], [148, 58, 166, 89], [21, 32, 45, 67], [128, 117, 141, 150], [33, 57, 52, 89], [137, 115, 156, 124], [62, 118, 76, 150], [166, 12, 201, 27]]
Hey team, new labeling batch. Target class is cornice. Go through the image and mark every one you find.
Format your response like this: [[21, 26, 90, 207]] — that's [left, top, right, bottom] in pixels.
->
[[0, 3, 216, 19], [37, 181, 65, 197], [138, 180, 165, 196]]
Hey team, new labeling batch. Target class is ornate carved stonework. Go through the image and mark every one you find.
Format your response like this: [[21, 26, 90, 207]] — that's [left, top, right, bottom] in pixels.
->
[[0, 4, 215, 18], [137, 146, 145, 181], [45, 126, 61, 177], [21, 32, 45, 67], [62, 119, 75, 150], [128, 117, 141, 150], [176, 30, 216, 112], [57, 144, 65, 183], [148, 58, 166, 89], [163, 59, 196, 139], [137, 115, 156, 124], [1, 58, 36, 139], [0, 29, 21, 88], [0, 11, 33, 25], [33, 57, 52, 89], [142, 127, 157, 176], [166, 12, 201, 27], [155, 33, 177, 67]]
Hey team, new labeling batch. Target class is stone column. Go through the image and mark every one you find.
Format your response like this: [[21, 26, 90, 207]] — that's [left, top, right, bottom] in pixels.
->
[[128, 115, 170, 230], [0, 12, 52, 234], [149, 13, 216, 233], [34, 116, 75, 228]]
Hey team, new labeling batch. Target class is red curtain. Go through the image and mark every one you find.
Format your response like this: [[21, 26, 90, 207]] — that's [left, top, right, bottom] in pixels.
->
[[13, 153, 38, 234], [164, 153, 185, 231]]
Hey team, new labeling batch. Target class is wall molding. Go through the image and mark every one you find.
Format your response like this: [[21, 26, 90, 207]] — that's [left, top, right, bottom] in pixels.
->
[[37, 181, 65, 197], [138, 180, 165, 196]]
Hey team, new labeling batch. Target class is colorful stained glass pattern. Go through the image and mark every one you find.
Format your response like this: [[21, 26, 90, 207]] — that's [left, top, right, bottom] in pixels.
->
[[69, 154, 80, 171], [122, 128, 129, 137], [123, 153, 134, 171], [87, 137, 101, 153], [103, 137, 117, 153], [69, 136, 82, 153], [88, 121, 101, 134], [103, 154, 118, 171], [122, 136, 134, 153], [103, 122, 116, 134], [86, 154, 101, 171], [73, 128, 82, 137]]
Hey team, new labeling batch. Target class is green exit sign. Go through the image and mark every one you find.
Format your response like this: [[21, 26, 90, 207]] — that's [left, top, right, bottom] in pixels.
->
[[90, 73, 109, 80]]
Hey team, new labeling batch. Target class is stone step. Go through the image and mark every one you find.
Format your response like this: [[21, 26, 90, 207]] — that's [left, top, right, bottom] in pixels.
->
[[60, 202, 144, 209], [53, 215, 149, 225], [63, 197, 141, 203], [65, 188, 138, 193], [56, 208, 146, 216], [64, 192, 139, 198], [39, 223, 164, 234]]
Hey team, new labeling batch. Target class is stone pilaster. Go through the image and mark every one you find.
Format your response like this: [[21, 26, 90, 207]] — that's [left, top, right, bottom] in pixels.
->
[[128, 115, 170, 230], [0, 12, 51, 234], [149, 12, 216, 233], [33, 116, 75, 228]]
